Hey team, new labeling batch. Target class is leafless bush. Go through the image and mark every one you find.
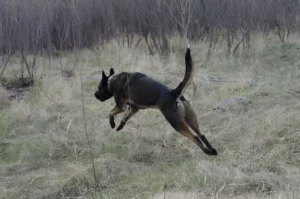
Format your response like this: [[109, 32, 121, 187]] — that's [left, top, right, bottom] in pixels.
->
[[0, 0, 300, 79]]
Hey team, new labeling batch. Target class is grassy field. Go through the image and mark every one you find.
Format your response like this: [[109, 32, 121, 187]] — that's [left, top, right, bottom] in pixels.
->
[[1, 35, 300, 199]]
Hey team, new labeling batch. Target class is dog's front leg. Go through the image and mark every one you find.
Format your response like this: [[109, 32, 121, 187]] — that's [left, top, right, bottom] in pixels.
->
[[109, 106, 124, 128], [116, 106, 139, 131]]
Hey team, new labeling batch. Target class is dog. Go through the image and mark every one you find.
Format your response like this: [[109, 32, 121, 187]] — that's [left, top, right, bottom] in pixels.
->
[[95, 45, 218, 155]]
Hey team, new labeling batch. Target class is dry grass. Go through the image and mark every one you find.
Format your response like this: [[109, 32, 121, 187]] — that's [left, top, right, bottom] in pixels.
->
[[0, 35, 300, 199], [0, 85, 10, 108]]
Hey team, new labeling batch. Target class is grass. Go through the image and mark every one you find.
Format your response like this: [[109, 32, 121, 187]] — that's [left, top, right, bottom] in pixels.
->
[[1, 35, 300, 199]]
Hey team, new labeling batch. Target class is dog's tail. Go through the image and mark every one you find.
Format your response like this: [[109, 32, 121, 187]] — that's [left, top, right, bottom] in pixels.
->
[[170, 44, 195, 99]]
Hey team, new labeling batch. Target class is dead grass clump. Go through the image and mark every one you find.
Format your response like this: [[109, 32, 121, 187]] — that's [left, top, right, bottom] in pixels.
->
[[47, 174, 94, 199], [230, 172, 285, 196], [0, 85, 10, 108], [61, 69, 76, 78]]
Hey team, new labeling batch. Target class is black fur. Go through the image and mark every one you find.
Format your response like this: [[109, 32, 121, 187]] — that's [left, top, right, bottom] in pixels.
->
[[95, 47, 218, 156]]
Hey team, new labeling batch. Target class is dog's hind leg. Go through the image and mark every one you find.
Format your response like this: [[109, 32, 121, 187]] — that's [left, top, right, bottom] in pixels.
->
[[161, 111, 214, 155], [116, 106, 139, 131], [182, 100, 218, 155], [173, 121, 216, 155], [109, 106, 124, 128], [160, 101, 217, 155]]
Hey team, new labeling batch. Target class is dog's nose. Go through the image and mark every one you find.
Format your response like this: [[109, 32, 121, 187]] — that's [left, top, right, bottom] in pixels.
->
[[94, 92, 99, 99]]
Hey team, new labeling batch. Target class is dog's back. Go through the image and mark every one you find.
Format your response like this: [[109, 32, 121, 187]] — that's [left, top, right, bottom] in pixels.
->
[[111, 46, 193, 109], [114, 72, 171, 109]]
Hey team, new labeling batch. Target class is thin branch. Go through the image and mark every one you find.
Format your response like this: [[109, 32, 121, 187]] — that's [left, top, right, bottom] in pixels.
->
[[174, 0, 182, 18], [165, 0, 184, 28], [189, 0, 198, 23], [233, 30, 250, 54], [0, 54, 12, 79], [80, 75, 97, 185], [183, 0, 189, 15]]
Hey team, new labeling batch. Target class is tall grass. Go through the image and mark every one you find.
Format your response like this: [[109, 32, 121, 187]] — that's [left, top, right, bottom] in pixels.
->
[[0, 36, 300, 199]]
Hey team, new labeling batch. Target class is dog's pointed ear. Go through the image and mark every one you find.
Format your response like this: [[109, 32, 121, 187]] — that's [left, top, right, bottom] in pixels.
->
[[102, 70, 107, 78], [102, 70, 106, 77], [110, 68, 115, 76]]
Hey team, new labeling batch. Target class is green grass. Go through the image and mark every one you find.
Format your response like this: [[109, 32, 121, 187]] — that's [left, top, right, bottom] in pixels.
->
[[1, 36, 300, 199]]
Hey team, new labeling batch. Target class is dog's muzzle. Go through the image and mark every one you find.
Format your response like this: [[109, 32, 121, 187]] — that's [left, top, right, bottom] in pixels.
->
[[94, 91, 104, 101], [94, 90, 112, 102]]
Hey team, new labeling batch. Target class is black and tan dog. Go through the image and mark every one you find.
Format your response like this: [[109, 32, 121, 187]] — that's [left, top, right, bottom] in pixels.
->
[[95, 46, 218, 155]]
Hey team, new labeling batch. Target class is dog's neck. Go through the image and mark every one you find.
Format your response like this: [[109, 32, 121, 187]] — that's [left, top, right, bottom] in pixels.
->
[[107, 75, 115, 93]]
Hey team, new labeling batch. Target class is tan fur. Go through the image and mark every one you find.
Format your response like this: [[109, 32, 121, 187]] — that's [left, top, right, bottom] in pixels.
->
[[95, 47, 218, 155]]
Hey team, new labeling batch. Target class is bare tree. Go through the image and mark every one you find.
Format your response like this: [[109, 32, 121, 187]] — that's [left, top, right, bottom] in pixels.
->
[[165, 0, 197, 44], [0, 0, 300, 69]]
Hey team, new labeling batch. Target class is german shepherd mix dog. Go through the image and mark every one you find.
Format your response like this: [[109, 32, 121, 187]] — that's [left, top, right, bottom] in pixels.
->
[[95, 46, 218, 155]]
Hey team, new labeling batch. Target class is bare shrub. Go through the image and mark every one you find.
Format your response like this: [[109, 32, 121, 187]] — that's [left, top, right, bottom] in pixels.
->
[[0, 0, 299, 56], [0, 0, 299, 71]]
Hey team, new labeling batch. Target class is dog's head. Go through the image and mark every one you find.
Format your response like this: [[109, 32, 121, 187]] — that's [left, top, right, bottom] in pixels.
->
[[94, 68, 115, 102]]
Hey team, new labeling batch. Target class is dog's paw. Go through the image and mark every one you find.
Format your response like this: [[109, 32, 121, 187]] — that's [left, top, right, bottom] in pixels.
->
[[109, 118, 115, 129], [210, 148, 218, 156], [203, 148, 218, 156], [116, 123, 125, 131]]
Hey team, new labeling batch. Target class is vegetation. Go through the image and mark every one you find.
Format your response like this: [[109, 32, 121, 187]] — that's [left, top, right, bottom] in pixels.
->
[[1, 0, 300, 82], [1, 35, 300, 198], [1, 0, 300, 198]]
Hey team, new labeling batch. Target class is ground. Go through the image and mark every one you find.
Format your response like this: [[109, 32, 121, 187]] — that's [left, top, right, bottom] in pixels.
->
[[0, 35, 300, 199]]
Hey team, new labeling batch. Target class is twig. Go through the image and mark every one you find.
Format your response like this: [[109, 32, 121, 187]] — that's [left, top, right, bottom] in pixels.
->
[[0, 54, 12, 79], [165, 1, 184, 28], [134, 37, 143, 48], [233, 30, 249, 54], [80, 75, 97, 185]]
